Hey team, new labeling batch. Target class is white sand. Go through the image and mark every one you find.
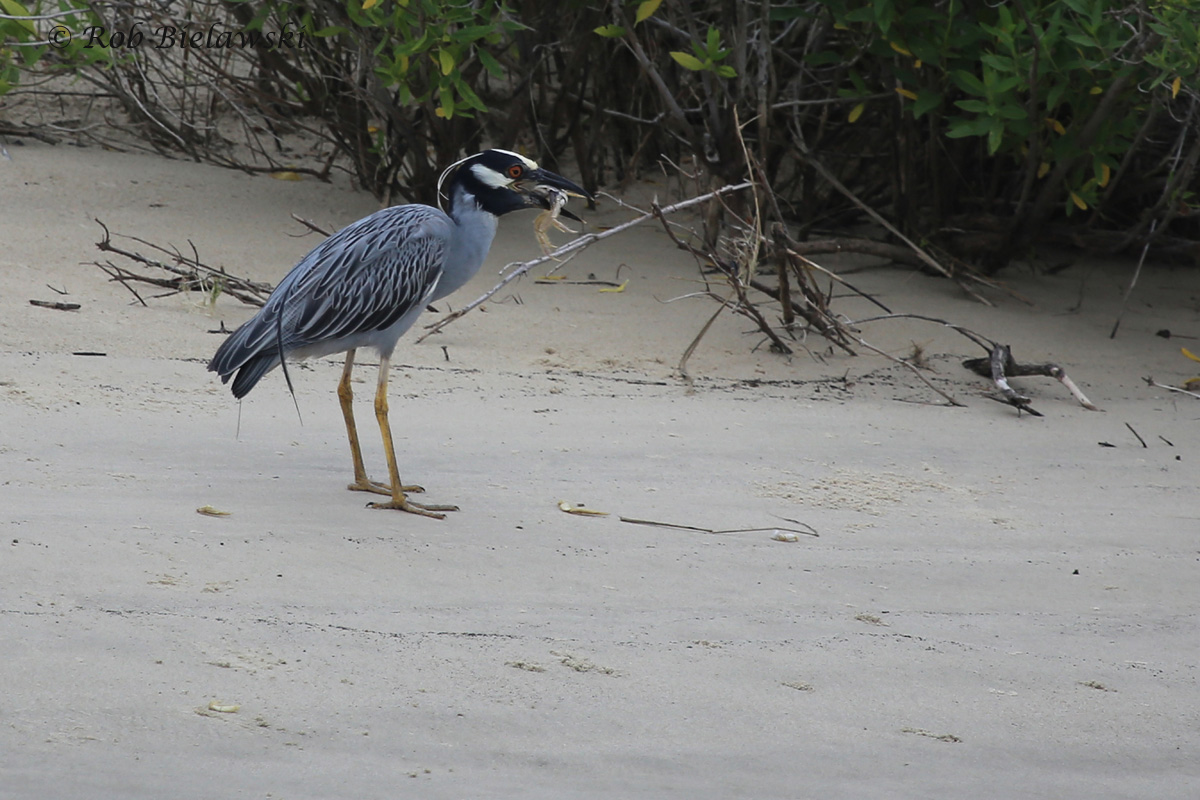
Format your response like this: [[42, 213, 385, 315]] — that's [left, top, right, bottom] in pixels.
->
[[2, 141, 1198, 798]]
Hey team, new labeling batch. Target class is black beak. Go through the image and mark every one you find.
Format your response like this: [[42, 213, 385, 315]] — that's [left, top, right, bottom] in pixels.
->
[[520, 168, 595, 222]]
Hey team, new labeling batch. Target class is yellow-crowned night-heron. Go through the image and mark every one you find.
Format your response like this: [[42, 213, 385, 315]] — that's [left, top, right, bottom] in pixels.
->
[[208, 149, 591, 518]]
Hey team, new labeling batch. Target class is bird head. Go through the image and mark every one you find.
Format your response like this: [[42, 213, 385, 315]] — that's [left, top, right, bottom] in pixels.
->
[[440, 149, 593, 221]]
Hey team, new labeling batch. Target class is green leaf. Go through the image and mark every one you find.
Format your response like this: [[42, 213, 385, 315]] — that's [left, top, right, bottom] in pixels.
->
[[437, 84, 455, 119], [912, 90, 942, 119], [1045, 82, 1066, 110], [873, 0, 895, 36], [715, 65, 737, 79], [477, 49, 504, 79], [593, 24, 625, 38], [952, 70, 987, 96], [454, 76, 487, 111], [0, 0, 36, 37], [635, 0, 662, 25], [438, 49, 455, 76], [996, 104, 1028, 120], [987, 119, 1004, 154], [670, 51, 707, 71], [954, 99, 989, 114], [946, 116, 990, 138], [980, 53, 1014, 72]]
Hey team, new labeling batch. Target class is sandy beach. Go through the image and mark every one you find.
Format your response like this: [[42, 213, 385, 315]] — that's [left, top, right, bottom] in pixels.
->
[[2, 140, 1198, 798]]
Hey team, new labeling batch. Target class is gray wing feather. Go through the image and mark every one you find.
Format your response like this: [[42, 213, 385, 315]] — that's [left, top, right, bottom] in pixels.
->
[[209, 205, 451, 383]]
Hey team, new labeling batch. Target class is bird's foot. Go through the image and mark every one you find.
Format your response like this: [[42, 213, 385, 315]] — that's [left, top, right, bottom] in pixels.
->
[[348, 479, 426, 496], [367, 497, 460, 519]]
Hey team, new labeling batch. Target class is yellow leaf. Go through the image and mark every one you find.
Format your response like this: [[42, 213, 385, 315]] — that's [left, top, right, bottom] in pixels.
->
[[0, 0, 36, 36], [1070, 192, 1088, 210], [197, 505, 231, 517], [848, 102, 865, 123], [1089, 86, 1102, 95], [1182, 347, 1200, 363], [635, 0, 662, 24], [1046, 117, 1065, 135], [1172, 76, 1182, 98], [269, 171, 302, 181], [889, 41, 912, 57], [438, 49, 454, 76], [558, 500, 609, 517], [670, 51, 706, 71], [1099, 163, 1111, 187], [894, 87, 918, 100], [434, 106, 449, 119], [833, 22, 849, 30], [362, 0, 378, 8], [1037, 162, 1050, 178], [914, 59, 923, 69], [367, 124, 380, 134], [598, 280, 629, 293]]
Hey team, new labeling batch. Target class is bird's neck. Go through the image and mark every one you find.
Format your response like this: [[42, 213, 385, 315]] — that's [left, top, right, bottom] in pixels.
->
[[434, 186, 498, 301]]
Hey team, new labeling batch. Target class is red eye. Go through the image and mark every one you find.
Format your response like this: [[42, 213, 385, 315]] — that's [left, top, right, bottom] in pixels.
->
[[507, 164, 523, 179]]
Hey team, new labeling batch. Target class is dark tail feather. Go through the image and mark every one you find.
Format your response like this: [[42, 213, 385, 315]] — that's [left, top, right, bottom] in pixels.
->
[[227, 352, 282, 399]]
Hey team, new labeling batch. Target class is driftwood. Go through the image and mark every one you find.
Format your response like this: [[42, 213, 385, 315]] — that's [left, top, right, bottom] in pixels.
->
[[849, 314, 1097, 414], [963, 345, 1100, 415], [29, 299, 81, 311]]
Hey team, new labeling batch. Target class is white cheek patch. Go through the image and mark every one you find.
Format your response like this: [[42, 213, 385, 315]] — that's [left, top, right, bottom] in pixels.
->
[[470, 163, 511, 189]]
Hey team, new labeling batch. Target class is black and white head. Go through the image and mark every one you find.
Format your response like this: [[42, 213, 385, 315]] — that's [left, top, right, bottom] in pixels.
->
[[439, 149, 592, 220]]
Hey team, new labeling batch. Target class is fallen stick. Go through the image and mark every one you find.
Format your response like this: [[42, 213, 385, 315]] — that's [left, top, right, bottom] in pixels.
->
[[985, 344, 1041, 416], [963, 346, 1100, 412], [1143, 377, 1200, 400], [93, 219, 273, 308], [415, 182, 754, 343], [618, 516, 819, 537], [29, 299, 81, 311]]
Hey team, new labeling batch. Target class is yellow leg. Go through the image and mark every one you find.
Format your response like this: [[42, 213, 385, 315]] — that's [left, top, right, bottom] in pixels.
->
[[366, 352, 459, 518], [341, 349, 425, 496]]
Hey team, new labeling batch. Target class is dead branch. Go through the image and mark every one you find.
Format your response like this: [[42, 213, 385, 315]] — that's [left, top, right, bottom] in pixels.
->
[[92, 219, 273, 307], [651, 202, 796, 356], [846, 313, 1096, 413], [1142, 377, 1200, 400], [963, 346, 1100, 413], [29, 299, 81, 311]]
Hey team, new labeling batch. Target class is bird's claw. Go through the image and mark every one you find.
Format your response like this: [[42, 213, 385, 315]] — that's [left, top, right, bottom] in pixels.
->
[[348, 479, 426, 495], [367, 498, 460, 519]]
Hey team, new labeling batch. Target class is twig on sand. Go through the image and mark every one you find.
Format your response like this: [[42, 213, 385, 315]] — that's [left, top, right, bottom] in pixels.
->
[[92, 218, 273, 308], [29, 299, 81, 311], [1143, 376, 1200, 400], [1124, 422, 1147, 448], [619, 516, 819, 538]]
